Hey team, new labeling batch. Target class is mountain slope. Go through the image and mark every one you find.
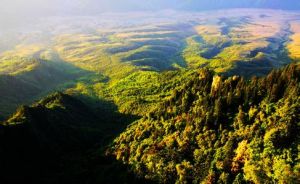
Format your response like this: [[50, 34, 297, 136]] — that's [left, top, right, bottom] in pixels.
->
[[1, 64, 299, 183], [0, 75, 41, 120], [4, 92, 104, 150], [0, 92, 142, 183], [110, 64, 300, 183], [0, 93, 105, 183], [0, 58, 89, 119]]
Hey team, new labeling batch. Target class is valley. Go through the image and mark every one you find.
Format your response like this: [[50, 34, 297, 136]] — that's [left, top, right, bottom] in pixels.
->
[[0, 8, 299, 184], [1, 9, 300, 118]]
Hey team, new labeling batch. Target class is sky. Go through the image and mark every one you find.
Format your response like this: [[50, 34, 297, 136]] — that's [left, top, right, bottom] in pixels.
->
[[1, 0, 300, 29], [2, 0, 300, 16]]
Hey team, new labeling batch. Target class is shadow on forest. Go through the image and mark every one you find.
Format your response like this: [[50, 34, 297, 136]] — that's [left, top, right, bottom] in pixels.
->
[[0, 93, 151, 184], [0, 56, 108, 120]]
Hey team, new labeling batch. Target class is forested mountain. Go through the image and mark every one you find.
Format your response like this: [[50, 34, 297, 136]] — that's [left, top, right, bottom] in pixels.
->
[[0, 64, 299, 183], [110, 64, 300, 183], [0, 4, 299, 184]]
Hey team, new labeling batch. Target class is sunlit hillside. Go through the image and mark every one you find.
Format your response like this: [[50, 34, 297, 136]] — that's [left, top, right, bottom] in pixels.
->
[[0, 9, 299, 118], [2, 10, 299, 78], [0, 7, 300, 184]]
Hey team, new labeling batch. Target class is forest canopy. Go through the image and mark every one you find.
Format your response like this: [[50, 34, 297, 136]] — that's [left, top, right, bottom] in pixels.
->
[[110, 64, 300, 183]]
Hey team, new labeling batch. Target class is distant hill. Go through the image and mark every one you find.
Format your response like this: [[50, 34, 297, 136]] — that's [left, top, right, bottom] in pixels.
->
[[1, 9, 299, 121]]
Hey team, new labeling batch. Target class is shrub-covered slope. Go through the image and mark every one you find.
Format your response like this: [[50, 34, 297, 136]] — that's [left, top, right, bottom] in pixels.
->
[[110, 64, 300, 183]]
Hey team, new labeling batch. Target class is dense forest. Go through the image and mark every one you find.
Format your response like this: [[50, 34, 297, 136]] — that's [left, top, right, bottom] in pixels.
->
[[110, 64, 300, 183], [0, 63, 299, 183]]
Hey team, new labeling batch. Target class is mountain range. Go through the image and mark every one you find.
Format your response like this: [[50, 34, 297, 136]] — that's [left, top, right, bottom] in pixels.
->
[[0, 5, 299, 184]]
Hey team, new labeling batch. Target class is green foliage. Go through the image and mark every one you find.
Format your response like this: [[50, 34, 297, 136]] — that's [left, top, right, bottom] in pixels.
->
[[105, 70, 196, 115], [110, 64, 300, 183], [0, 14, 297, 119], [1, 11, 300, 184]]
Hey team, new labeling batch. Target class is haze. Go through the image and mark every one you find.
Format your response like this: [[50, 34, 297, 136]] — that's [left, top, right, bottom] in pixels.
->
[[1, 0, 300, 30], [2, 0, 300, 17]]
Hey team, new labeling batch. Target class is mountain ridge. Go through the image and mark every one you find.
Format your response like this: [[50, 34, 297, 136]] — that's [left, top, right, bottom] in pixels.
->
[[0, 63, 299, 183], [110, 63, 300, 183]]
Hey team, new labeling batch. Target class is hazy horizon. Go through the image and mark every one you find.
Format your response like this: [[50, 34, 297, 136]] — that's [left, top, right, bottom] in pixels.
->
[[1, 0, 300, 31], [0, 1, 299, 183], [2, 0, 300, 18]]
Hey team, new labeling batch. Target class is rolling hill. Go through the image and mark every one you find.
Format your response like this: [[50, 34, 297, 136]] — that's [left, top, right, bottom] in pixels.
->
[[1, 9, 300, 121], [0, 8, 299, 184]]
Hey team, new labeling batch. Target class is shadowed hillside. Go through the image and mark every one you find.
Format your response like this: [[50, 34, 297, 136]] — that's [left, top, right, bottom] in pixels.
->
[[0, 92, 140, 184], [0, 58, 96, 119]]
